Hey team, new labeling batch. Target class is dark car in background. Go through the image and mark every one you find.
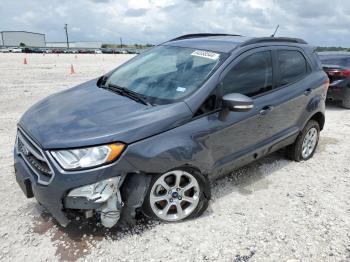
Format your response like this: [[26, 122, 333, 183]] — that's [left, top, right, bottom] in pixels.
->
[[14, 34, 327, 229], [319, 52, 350, 108]]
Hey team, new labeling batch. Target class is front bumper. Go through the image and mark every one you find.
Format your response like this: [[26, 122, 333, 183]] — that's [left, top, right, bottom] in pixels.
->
[[14, 146, 135, 227]]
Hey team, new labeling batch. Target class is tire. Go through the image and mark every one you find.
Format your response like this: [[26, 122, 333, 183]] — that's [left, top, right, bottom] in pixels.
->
[[342, 94, 350, 109], [287, 120, 320, 162], [142, 168, 210, 222]]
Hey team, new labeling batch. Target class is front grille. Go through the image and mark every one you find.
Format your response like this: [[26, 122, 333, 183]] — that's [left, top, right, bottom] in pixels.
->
[[16, 129, 54, 185]]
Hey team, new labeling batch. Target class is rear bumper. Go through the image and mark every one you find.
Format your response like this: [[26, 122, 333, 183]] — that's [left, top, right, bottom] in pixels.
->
[[14, 148, 135, 227], [327, 84, 350, 101]]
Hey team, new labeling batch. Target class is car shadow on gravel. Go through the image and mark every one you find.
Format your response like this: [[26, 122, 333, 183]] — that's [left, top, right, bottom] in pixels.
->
[[30, 150, 294, 261], [31, 205, 158, 261], [208, 151, 290, 204]]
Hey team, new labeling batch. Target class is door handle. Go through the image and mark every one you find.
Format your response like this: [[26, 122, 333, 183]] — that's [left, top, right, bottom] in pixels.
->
[[259, 105, 273, 115], [304, 88, 312, 96]]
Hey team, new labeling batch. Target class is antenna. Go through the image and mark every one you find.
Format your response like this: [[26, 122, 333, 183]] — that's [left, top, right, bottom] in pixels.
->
[[271, 25, 279, 37]]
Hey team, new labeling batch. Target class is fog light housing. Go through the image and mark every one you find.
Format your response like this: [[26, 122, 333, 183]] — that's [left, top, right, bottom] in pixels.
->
[[67, 177, 120, 203]]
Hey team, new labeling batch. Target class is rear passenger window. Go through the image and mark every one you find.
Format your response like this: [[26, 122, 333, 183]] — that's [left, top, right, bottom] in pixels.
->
[[278, 50, 308, 86], [222, 51, 273, 97]]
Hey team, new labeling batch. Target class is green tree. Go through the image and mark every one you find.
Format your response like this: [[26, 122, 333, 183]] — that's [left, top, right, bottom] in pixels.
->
[[19, 42, 26, 47]]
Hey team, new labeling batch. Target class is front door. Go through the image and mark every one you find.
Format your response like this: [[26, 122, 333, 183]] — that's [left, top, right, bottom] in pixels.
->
[[207, 48, 277, 175]]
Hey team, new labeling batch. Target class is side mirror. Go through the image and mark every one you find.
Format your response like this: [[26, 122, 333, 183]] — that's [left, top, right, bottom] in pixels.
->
[[222, 93, 254, 112], [97, 75, 109, 88]]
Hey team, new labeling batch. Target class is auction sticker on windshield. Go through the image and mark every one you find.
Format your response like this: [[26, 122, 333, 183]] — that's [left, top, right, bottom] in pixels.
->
[[191, 50, 220, 60]]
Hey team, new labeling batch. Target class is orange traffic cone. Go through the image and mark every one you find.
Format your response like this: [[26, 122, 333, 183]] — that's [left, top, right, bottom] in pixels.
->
[[23, 58, 28, 64], [70, 64, 75, 74]]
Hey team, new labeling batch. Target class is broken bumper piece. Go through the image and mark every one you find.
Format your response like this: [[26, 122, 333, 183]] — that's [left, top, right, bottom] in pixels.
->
[[64, 177, 123, 228]]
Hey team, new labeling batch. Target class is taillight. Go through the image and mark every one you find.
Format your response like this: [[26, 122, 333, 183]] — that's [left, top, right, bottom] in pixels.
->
[[339, 69, 350, 77], [326, 69, 350, 78]]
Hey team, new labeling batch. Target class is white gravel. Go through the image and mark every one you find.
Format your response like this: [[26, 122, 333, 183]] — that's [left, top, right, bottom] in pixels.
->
[[0, 53, 349, 262]]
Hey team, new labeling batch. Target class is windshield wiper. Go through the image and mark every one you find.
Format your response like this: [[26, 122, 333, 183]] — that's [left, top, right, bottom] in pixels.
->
[[103, 83, 151, 106]]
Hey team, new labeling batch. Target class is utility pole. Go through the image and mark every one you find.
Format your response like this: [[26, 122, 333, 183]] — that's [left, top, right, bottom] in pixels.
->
[[64, 24, 69, 48], [120, 37, 123, 49]]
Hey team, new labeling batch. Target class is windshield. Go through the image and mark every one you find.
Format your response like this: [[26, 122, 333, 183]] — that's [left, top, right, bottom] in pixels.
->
[[106, 45, 224, 104]]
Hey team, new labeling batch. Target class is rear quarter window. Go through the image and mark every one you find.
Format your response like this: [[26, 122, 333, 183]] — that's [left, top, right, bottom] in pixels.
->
[[278, 50, 309, 86]]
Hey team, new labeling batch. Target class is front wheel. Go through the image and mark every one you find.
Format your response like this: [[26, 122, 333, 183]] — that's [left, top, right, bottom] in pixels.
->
[[142, 169, 209, 222], [287, 120, 320, 162]]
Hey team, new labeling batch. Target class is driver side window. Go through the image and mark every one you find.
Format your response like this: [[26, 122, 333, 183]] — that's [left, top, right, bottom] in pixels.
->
[[222, 51, 273, 97]]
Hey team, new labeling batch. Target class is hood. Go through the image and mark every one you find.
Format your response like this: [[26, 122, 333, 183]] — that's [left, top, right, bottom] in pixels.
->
[[19, 79, 193, 149]]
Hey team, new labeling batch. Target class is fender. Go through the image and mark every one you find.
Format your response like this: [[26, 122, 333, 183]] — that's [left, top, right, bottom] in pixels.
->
[[124, 118, 215, 176], [307, 95, 322, 112]]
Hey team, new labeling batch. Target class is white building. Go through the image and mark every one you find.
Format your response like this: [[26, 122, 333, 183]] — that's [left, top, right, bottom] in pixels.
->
[[0, 31, 46, 47]]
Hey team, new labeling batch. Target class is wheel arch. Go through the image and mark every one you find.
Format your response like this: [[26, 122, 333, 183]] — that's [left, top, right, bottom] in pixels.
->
[[309, 111, 325, 130]]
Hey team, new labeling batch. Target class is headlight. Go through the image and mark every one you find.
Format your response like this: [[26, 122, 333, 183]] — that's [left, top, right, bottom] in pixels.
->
[[51, 143, 125, 170]]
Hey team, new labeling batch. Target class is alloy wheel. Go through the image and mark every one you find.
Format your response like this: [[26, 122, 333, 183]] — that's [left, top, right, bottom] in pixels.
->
[[149, 170, 200, 221], [301, 127, 318, 159]]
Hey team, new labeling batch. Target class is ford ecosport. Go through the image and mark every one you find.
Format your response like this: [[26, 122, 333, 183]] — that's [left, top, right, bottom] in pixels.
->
[[14, 34, 328, 228]]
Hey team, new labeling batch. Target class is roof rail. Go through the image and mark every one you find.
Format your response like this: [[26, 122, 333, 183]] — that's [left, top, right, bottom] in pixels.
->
[[241, 37, 307, 46], [168, 33, 242, 42]]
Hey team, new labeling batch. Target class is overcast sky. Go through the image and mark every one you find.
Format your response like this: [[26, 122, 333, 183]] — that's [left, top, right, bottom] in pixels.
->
[[1, 0, 350, 46]]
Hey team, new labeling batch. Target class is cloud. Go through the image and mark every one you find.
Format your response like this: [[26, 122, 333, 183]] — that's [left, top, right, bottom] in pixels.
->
[[186, 0, 212, 6], [124, 8, 148, 17], [1, 0, 350, 46], [89, 0, 111, 3], [71, 27, 81, 32]]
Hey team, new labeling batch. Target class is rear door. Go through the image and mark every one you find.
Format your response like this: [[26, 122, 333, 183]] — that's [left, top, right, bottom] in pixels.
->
[[268, 48, 318, 133]]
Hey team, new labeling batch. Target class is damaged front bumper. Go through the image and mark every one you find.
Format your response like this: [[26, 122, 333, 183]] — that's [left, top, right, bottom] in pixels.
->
[[65, 177, 123, 228], [14, 142, 149, 228]]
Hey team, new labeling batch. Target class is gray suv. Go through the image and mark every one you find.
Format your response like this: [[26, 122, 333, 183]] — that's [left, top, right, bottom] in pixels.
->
[[14, 34, 328, 228]]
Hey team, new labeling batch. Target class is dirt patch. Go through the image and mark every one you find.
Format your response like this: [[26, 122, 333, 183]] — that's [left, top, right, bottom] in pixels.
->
[[317, 136, 339, 152]]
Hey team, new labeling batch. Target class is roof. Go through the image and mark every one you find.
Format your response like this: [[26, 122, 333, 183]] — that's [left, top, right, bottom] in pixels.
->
[[164, 34, 307, 53], [164, 35, 251, 53], [1, 30, 45, 36]]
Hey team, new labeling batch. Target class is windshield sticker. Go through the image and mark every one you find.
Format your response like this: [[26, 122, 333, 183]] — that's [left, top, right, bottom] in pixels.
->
[[191, 50, 220, 60], [176, 87, 186, 92]]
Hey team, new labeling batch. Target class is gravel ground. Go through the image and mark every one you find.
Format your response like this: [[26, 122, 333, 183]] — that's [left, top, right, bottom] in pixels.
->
[[0, 53, 349, 262]]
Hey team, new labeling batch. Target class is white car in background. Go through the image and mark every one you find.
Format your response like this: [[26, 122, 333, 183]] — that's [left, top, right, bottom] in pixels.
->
[[0, 48, 10, 53], [94, 49, 102, 54], [9, 47, 22, 53]]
